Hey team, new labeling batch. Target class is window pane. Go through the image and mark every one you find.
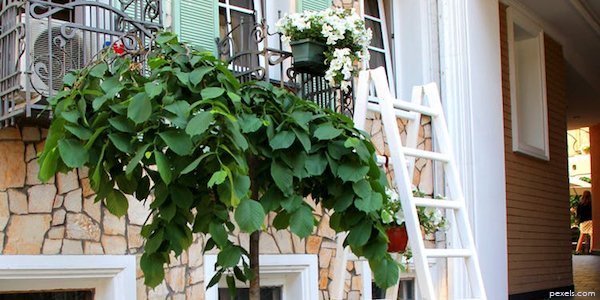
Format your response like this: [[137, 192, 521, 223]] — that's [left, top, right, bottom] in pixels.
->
[[364, 0, 380, 18], [0, 290, 94, 300], [366, 19, 384, 49], [369, 50, 386, 70], [230, 0, 254, 10], [218, 286, 282, 300], [230, 10, 257, 52], [219, 7, 228, 36]]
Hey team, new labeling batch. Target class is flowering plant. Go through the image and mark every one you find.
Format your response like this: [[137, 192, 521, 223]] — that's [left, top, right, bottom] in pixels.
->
[[381, 188, 447, 235], [276, 7, 372, 92]]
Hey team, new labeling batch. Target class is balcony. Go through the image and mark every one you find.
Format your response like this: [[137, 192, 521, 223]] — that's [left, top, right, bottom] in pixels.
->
[[0, 0, 162, 127], [216, 16, 354, 116]]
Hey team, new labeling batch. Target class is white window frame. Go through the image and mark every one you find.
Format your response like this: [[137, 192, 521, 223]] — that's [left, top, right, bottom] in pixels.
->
[[0, 255, 136, 300], [360, 0, 395, 96], [204, 254, 318, 300], [507, 7, 549, 160]]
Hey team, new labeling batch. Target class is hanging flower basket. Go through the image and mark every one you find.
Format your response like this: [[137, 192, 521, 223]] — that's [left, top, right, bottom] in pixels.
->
[[386, 225, 409, 253], [290, 39, 327, 75]]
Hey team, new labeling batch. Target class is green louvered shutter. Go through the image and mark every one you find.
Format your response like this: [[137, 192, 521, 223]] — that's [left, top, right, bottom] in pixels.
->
[[297, 0, 332, 12], [178, 0, 218, 54]]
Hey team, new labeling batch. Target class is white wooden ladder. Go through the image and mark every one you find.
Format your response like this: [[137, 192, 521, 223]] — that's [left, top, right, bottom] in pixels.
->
[[331, 67, 487, 300]]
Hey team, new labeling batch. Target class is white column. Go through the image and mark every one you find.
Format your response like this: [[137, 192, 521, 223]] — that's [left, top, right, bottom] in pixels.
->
[[438, 0, 508, 299]]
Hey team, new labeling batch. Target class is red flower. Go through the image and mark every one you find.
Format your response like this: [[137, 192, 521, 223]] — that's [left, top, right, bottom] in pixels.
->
[[112, 42, 125, 55]]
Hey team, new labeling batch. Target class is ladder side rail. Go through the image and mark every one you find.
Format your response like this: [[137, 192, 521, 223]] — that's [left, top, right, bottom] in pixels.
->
[[405, 85, 424, 182], [423, 83, 487, 299], [370, 68, 436, 299]]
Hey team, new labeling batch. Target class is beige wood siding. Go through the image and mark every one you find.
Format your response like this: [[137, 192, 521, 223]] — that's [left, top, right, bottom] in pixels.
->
[[499, 3, 573, 295]]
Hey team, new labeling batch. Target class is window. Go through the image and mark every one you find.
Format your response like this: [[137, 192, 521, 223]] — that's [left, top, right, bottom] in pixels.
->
[[362, 0, 395, 95], [0, 255, 136, 300], [204, 254, 319, 300], [0, 290, 94, 300], [218, 0, 260, 71], [507, 7, 549, 160]]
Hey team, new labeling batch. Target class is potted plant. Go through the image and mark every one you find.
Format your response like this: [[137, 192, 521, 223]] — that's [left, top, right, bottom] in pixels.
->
[[276, 7, 372, 91], [381, 188, 447, 253]]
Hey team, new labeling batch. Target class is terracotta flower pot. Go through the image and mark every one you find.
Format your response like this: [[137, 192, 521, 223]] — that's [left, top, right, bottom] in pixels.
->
[[386, 226, 408, 253]]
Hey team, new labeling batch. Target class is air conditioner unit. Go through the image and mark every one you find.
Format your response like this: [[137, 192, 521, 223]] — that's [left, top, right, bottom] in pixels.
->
[[19, 14, 86, 98]]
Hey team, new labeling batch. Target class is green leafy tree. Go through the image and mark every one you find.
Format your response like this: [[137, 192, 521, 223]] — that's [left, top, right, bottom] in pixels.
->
[[38, 32, 399, 297]]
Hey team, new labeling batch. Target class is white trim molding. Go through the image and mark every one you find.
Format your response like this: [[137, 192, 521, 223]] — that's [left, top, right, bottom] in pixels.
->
[[438, 0, 508, 299], [0, 255, 137, 300], [204, 254, 319, 300]]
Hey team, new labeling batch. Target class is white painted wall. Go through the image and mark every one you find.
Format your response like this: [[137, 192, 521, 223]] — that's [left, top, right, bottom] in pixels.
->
[[438, 0, 508, 299]]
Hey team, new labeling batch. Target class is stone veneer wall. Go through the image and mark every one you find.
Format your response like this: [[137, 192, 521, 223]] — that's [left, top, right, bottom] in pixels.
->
[[0, 117, 434, 300]]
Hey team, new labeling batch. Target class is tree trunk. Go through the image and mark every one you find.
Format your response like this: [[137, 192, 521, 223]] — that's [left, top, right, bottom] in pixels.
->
[[249, 230, 261, 300], [248, 156, 260, 300]]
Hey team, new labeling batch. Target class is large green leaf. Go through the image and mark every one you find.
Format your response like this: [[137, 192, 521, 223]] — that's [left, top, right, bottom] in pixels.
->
[[314, 123, 343, 140], [289, 205, 314, 238], [105, 189, 129, 217], [154, 150, 172, 184], [346, 220, 371, 247], [209, 222, 229, 247], [201, 87, 225, 99], [370, 256, 400, 289], [159, 131, 193, 156], [58, 139, 88, 168], [239, 114, 262, 133], [141, 253, 166, 288], [108, 133, 134, 153], [64, 124, 92, 140], [217, 246, 242, 268], [269, 130, 295, 150], [355, 191, 383, 213], [126, 144, 150, 175], [271, 161, 293, 195], [127, 92, 152, 124], [189, 66, 213, 85], [208, 170, 227, 187], [144, 81, 163, 99], [38, 147, 59, 182], [186, 111, 214, 136], [234, 199, 265, 233], [108, 116, 135, 133]]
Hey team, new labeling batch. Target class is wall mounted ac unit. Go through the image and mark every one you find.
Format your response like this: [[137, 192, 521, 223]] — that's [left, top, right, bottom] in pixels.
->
[[19, 14, 86, 98]]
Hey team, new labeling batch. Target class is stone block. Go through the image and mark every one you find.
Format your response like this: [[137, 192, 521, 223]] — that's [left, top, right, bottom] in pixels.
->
[[259, 232, 279, 254], [26, 159, 42, 185], [80, 178, 94, 198], [166, 266, 186, 293], [52, 208, 66, 226], [62, 239, 83, 254], [317, 214, 336, 240], [53, 195, 64, 208], [56, 170, 79, 195], [128, 225, 144, 249], [21, 127, 40, 142], [47, 226, 65, 239], [347, 291, 360, 300], [78, 167, 89, 179], [8, 189, 27, 214], [0, 127, 21, 140], [103, 208, 125, 235], [352, 276, 363, 291], [147, 281, 169, 300], [28, 184, 57, 213], [319, 268, 329, 290], [4, 214, 52, 254], [83, 195, 101, 222], [102, 235, 127, 254], [64, 188, 83, 212], [306, 235, 322, 254], [189, 267, 204, 285], [172, 294, 186, 300], [188, 238, 204, 268], [25, 144, 37, 162], [186, 284, 205, 300], [42, 239, 62, 254], [127, 194, 150, 225], [136, 278, 147, 300], [0, 141, 26, 189], [84, 241, 104, 254], [66, 213, 101, 241], [0, 192, 8, 230], [319, 248, 334, 268], [273, 229, 293, 253]]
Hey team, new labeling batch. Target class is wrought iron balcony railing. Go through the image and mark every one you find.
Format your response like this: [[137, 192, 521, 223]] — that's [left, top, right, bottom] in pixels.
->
[[215, 16, 354, 116], [0, 0, 162, 127]]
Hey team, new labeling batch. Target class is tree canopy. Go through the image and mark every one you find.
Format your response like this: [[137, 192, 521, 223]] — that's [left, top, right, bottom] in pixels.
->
[[38, 32, 400, 289]]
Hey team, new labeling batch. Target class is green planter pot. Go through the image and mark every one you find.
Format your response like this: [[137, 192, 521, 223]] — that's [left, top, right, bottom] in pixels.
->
[[290, 39, 327, 75]]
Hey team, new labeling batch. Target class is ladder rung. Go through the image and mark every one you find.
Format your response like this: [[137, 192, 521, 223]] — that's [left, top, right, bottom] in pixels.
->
[[404, 148, 450, 162], [413, 197, 463, 209], [424, 248, 473, 258], [367, 101, 418, 120], [367, 95, 440, 117]]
